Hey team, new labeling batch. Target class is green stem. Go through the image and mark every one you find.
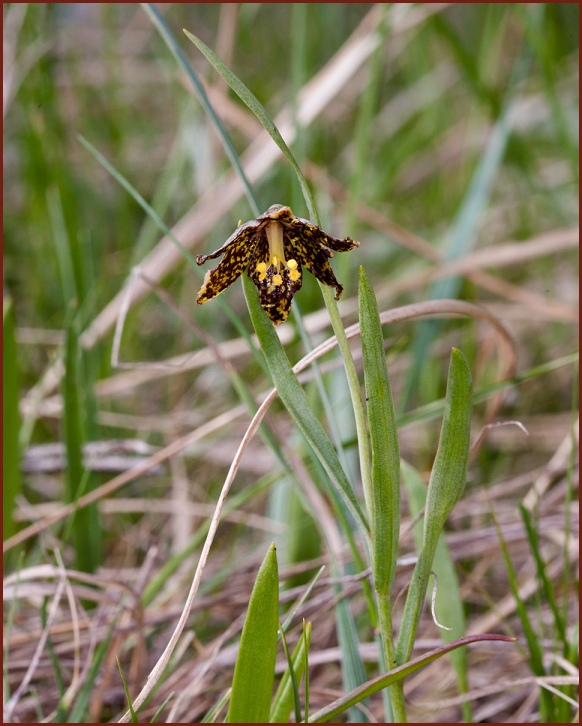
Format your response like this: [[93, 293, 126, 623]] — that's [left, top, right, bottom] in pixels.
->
[[377, 592, 407, 722], [320, 284, 373, 518]]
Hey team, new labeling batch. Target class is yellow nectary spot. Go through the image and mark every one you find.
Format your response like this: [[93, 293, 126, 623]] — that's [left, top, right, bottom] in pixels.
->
[[273, 274, 283, 286], [289, 269, 300, 282], [287, 259, 298, 270]]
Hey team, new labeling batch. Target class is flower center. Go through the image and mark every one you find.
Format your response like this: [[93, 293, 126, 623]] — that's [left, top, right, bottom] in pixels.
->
[[266, 220, 286, 268], [256, 221, 300, 284]]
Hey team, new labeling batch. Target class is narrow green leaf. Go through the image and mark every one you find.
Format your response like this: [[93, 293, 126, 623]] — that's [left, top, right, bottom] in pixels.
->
[[359, 266, 400, 595], [243, 273, 369, 537], [3, 297, 21, 546], [303, 622, 310, 719], [68, 606, 121, 721], [116, 657, 138, 723], [202, 690, 231, 723], [150, 692, 175, 723], [271, 621, 312, 723], [62, 310, 98, 574], [403, 460, 472, 722], [493, 511, 554, 721], [227, 543, 279, 724], [144, 4, 260, 217], [335, 592, 369, 722], [278, 626, 301, 723], [47, 185, 77, 309], [519, 504, 567, 644], [423, 348, 473, 526], [396, 348, 472, 665]]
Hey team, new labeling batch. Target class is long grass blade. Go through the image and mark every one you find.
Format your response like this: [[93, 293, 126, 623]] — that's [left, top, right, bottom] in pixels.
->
[[143, 3, 260, 217], [183, 29, 318, 223], [493, 511, 554, 721], [396, 348, 472, 665], [3, 297, 21, 547], [62, 309, 101, 574]]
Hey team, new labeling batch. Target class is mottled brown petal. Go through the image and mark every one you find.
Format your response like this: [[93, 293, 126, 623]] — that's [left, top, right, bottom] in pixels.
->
[[255, 267, 303, 324], [248, 237, 303, 325], [284, 215, 359, 252], [196, 218, 262, 265], [247, 233, 270, 273], [285, 229, 344, 300], [196, 227, 257, 304], [195, 203, 358, 321]]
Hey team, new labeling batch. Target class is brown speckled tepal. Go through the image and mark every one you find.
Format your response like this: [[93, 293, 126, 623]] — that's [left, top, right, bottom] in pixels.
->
[[196, 204, 359, 324]]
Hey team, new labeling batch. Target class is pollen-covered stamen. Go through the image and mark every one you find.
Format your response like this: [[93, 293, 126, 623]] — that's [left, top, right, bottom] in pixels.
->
[[256, 261, 268, 281], [287, 258, 300, 282]]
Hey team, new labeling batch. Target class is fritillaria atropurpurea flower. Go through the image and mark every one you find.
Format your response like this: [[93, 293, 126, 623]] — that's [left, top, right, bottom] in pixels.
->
[[196, 204, 359, 325]]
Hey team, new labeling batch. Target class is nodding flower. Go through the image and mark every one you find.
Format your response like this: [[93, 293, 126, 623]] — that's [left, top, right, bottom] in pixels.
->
[[196, 204, 359, 325]]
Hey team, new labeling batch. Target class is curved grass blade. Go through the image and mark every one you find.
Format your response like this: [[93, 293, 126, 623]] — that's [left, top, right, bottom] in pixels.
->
[[396, 348, 472, 666], [143, 4, 260, 218], [308, 634, 517, 723], [116, 658, 138, 723], [227, 543, 280, 724]]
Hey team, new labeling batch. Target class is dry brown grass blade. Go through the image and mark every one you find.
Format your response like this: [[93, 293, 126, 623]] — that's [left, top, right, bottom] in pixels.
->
[[6, 298, 515, 555], [418, 675, 579, 712], [523, 419, 579, 511], [4, 555, 72, 722], [3, 407, 246, 552]]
